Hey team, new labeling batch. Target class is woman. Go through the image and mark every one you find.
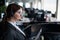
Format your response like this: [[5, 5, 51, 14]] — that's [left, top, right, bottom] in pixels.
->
[[0, 3, 26, 40]]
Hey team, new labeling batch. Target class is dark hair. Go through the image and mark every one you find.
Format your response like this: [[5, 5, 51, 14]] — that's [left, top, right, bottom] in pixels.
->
[[3, 3, 23, 22]]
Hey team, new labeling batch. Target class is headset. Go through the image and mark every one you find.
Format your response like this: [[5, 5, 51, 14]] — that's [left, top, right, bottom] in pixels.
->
[[10, 3, 18, 16], [10, 7, 14, 16], [6, 3, 16, 18]]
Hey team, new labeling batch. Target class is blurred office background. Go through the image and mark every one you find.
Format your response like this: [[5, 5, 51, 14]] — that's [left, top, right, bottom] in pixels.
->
[[0, 0, 60, 22]]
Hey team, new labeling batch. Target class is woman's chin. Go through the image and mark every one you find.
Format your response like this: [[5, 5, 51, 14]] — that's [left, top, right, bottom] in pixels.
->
[[17, 19, 21, 21]]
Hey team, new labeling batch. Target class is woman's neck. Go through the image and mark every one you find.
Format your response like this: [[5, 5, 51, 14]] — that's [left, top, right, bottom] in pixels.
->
[[7, 17, 17, 23]]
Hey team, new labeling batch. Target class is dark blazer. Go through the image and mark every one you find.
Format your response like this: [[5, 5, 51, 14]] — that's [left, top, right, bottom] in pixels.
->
[[0, 21, 26, 40]]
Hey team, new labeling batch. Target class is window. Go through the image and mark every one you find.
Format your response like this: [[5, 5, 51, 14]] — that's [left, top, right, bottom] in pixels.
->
[[18, 2, 23, 7], [37, 2, 41, 10], [43, 0, 56, 13], [25, 3, 30, 8]]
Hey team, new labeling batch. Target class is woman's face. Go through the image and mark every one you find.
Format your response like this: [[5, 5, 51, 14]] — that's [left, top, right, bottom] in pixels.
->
[[13, 8, 23, 20]]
